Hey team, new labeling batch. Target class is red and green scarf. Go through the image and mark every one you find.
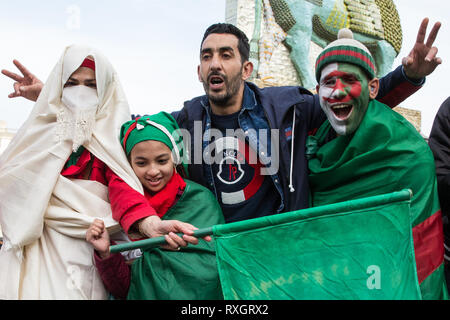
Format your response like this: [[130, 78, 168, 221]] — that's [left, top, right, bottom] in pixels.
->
[[144, 169, 186, 218]]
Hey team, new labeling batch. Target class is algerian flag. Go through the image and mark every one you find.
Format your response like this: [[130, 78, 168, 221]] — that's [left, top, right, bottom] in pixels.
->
[[213, 190, 421, 300], [111, 190, 421, 300]]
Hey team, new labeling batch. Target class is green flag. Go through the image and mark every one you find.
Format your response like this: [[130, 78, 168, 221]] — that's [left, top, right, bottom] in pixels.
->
[[213, 190, 422, 300]]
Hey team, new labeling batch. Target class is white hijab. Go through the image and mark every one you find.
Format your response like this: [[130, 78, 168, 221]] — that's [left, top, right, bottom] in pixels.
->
[[0, 45, 143, 299]]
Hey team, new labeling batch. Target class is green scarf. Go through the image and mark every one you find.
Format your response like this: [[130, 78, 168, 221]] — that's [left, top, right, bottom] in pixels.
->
[[127, 180, 225, 300], [64, 146, 86, 169], [307, 99, 446, 299]]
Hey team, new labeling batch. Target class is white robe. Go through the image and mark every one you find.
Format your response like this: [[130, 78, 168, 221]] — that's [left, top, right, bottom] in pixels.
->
[[0, 45, 143, 299]]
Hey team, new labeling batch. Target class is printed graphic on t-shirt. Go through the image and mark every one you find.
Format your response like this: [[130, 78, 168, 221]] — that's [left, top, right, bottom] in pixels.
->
[[210, 136, 264, 205]]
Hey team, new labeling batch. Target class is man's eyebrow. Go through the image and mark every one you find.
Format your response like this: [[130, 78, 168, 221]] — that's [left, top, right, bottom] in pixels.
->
[[201, 46, 235, 55], [219, 46, 234, 53], [201, 48, 213, 55], [321, 74, 336, 83], [322, 70, 350, 79]]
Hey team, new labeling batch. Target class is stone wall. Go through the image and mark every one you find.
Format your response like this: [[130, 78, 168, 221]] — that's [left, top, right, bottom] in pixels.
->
[[394, 106, 422, 133]]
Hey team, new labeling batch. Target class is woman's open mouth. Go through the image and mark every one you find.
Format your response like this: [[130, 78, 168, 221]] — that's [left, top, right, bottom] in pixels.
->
[[331, 104, 353, 120]]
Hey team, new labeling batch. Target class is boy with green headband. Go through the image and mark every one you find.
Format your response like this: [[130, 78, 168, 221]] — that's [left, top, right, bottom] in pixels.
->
[[86, 111, 225, 300], [307, 29, 446, 299]]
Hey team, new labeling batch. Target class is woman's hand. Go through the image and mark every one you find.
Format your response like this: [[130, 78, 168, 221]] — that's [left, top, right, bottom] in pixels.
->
[[1, 59, 44, 101]]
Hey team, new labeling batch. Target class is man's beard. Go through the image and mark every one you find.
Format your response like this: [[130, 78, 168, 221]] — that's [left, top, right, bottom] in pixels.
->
[[203, 69, 243, 107], [56, 106, 98, 152]]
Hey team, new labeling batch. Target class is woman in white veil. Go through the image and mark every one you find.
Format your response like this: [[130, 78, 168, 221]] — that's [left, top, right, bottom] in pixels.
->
[[0, 44, 144, 299]]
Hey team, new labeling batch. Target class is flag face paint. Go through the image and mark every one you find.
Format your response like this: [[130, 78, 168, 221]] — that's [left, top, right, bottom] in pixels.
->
[[318, 63, 370, 136]]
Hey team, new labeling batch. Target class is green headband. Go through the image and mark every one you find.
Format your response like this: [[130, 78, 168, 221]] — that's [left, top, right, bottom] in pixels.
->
[[120, 112, 186, 170]]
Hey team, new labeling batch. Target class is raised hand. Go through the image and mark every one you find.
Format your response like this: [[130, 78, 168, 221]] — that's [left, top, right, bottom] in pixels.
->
[[86, 219, 111, 259], [402, 18, 442, 80], [1, 59, 44, 101]]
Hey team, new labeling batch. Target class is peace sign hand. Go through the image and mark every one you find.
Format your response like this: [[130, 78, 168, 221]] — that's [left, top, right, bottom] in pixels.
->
[[402, 18, 442, 81], [1, 59, 44, 102]]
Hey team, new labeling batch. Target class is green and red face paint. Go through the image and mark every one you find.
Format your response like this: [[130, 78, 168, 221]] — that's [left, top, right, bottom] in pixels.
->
[[318, 62, 371, 136]]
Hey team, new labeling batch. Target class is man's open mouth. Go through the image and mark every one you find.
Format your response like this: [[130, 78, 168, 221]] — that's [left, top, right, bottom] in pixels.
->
[[209, 75, 225, 90], [331, 104, 353, 120]]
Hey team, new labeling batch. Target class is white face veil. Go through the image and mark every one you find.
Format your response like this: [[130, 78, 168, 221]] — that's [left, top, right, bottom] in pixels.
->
[[0, 45, 143, 299], [59, 82, 99, 152]]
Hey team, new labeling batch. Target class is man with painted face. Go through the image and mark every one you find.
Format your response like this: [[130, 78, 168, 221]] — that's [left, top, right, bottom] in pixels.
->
[[308, 29, 447, 299]]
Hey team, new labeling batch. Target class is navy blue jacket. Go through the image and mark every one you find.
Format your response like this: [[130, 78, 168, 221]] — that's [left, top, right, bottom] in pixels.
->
[[171, 66, 422, 215], [428, 97, 450, 262]]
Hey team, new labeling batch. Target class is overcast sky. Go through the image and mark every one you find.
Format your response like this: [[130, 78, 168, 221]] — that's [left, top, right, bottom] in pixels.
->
[[0, 0, 449, 137]]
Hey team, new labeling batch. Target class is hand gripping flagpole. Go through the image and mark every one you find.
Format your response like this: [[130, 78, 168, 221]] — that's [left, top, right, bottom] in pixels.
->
[[110, 227, 214, 254]]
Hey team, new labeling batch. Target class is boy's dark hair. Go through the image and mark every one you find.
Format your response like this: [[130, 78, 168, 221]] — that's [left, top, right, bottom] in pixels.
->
[[201, 23, 250, 63]]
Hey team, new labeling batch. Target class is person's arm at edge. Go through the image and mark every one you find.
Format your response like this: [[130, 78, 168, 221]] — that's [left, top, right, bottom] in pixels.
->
[[93, 245, 131, 300], [429, 98, 450, 213]]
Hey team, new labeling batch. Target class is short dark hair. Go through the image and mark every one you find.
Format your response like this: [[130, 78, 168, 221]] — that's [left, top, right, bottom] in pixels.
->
[[200, 23, 250, 63]]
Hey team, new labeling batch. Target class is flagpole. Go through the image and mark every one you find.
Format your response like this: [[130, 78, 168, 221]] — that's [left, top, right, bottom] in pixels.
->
[[110, 227, 213, 253]]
